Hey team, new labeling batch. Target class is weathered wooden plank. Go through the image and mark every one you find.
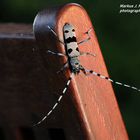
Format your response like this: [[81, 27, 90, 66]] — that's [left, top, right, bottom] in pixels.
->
[[33, 3, 129, 140]]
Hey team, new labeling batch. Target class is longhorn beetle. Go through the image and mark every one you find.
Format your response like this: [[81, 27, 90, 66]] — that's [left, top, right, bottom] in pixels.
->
[[34, 23, 140, 126]]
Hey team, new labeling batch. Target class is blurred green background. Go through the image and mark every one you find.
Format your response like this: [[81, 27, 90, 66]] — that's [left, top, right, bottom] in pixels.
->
[[0, 0, 140, 139]]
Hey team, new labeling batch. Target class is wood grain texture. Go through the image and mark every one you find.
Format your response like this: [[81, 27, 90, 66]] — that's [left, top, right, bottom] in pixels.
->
[[34, 3, 129, 140]]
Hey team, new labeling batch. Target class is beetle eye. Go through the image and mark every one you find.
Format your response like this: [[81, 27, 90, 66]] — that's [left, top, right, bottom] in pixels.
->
[[64, 30, 69, 33], [72, 29, 75, 32], [75, 63, 79, 65]]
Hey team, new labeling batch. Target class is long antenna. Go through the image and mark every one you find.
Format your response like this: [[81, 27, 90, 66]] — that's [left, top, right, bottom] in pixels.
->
[[33, 73, 74, 126], [85, 69, 140, 92]]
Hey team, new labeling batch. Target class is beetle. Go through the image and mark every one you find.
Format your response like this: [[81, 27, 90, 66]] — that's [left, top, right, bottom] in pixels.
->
[[34, 23, 140, 126]]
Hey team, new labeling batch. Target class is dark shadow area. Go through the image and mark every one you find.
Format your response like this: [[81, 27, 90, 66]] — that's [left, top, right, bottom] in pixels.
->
[[48, 128, 66, 140], [20, 127, 35, 140], [0, 128, 5, 140]]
